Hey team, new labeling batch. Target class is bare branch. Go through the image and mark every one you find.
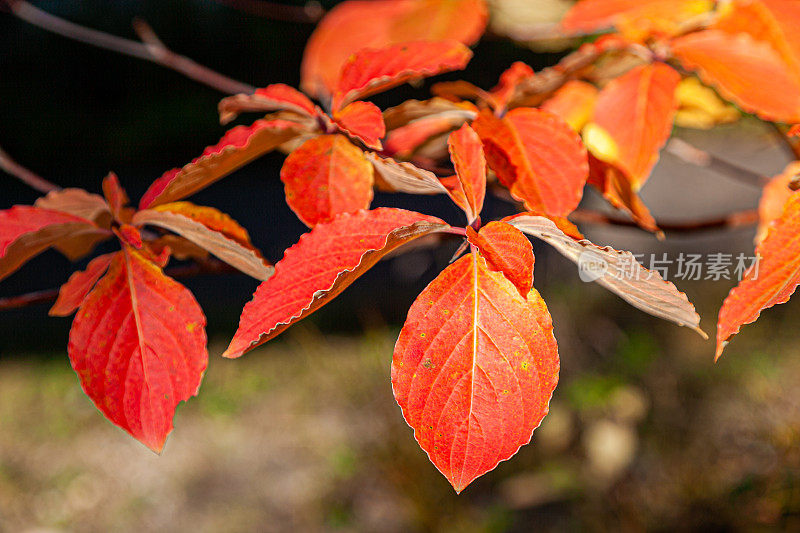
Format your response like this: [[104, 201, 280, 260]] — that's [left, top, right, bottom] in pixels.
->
[[0, 144, 61, 194], [666, 138, 770, 188], [0, 258, 238, 312], [5, 0, 254, 95], [571, 208, 759, 233], [215, 0, 325, 23]]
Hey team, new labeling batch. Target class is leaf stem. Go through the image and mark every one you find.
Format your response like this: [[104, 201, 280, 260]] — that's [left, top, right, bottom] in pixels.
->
[[665, 138, 769, 188], [4, 0, 254, 95]]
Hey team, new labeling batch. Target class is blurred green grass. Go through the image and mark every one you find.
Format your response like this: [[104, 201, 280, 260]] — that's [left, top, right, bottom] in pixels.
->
[[2, 282, 800, 532]]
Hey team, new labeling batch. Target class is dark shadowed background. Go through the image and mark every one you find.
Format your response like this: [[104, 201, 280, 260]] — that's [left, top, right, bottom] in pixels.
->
[[2, 1, 799, 531]]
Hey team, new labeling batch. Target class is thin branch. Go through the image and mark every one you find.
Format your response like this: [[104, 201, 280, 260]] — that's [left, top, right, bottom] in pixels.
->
[[571, 208, 759, 233], [5, 0, 254, 95], [215, 0, 325, 23], [666, 138, 770, 188], [0, 144, 61, 194], [0, 258, 238, 312]]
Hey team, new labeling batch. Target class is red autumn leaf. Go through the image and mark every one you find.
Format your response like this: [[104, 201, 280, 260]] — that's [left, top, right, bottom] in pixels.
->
[[507, 214, 706, 337], [218, 83, 318, 125], [224, 208, 449, 358], [561, 0, 710, 35], [49, 253, 114, 317], [671, 30, 800, 124], [0, 206, 110, 281], [716, 190, 800, 359], [587, 154, 660, 234], [68, 247, 207, 452], [148, 201, 256, 249], [490, 61, 534, 113], [139, 119, 304, 209], [589, 63, 680, 189], [447, 124, 486, 222], [301, 0, 487, 100], [332, 100, 386, 150], [101, 172, 129, 220], [756, 161, 800, 243], [472, 108, 589, 217], [466, 221, 534, 297], [133, 208, 273, 281], [540, 80, 599, 132], [280, 134, 375, 227], [332, 40, 473, 111], [391, 252, 559, 493]]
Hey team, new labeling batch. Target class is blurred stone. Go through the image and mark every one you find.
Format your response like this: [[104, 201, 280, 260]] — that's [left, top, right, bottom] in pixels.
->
[[609, 385, 649, 424], [583, 419, 638, 484], [535, 401, 575, 454]]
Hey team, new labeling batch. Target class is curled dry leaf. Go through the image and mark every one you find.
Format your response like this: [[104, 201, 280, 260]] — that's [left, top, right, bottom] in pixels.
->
[[473, 108, 588, 217], [466, 221, 534, 297], [49, 253, 114, 317], [68, 247, 207, 452], [224, 208, 449, 358], [140, 119, 304, 209], [671, 30, 800, 123], [717, 190, 800, 359], [218, 83, 318, 125], [0, 206, 110, 281], [383, 98, 477, 130], [366, 153, 449, 195], [132, 209, 273, 281], [34, 188, 111, 226], [333, 40, 474, 110], [280, 134, 375, 227], [507, 214, 706, 337], [392, 252, 559, 493], [301, 0, 488, 100]]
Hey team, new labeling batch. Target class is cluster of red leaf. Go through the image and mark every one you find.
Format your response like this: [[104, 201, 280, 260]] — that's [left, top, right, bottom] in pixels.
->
[[3, 0, 800, 492]]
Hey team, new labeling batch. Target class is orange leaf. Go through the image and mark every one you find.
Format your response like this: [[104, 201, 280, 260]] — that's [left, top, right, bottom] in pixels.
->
[[587, 154, 660, 234], [671, 30, 800, 123], [0, 206, 110, 281], [757, 161, 800, 243], [385, 116, 465, 159], [139, 119, 304, 209], [332, 100, 386, 150], [540, 80, 599, 132], [589, 63, 680, 189], [561, 0, 711, 36], [490, 61, 534, 113], [446, 124, 486, 222], [218, 83, 318, 125], [300, 0, 487, 100], [280, 134, 375, 227], [224, 208, 448, 358], [49, 253, 114, 317], [333, 40, 473, 110], [466, 221, 534, 297], [68, 247, 207, 452], [472, 108, 588, 217], [713, 0, 800, 80], [391, 252, 559, 493], [717, 190, 800, 359]]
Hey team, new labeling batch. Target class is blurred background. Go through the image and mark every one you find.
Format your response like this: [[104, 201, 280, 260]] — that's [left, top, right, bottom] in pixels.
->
[[1, 1, 799, 531]]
